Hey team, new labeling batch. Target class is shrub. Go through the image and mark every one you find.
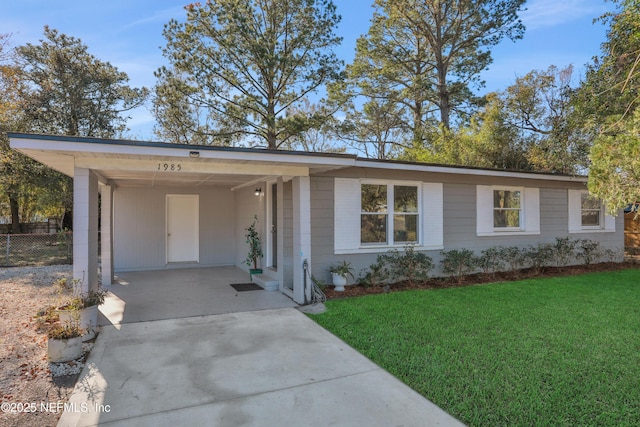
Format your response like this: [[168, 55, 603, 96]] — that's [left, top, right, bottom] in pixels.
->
[[357, 260, 389, 287], [476, 247, 505, 277], [525, 243, 555, 274], [577, 239, 601, 265], [503, 246, 527, 273], [379, 245, 434, 286], [552, 237, 577, 267], [440, 249, 476, 284]]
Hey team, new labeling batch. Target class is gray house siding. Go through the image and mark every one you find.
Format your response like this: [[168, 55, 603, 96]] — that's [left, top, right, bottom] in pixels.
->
[[310, 173, 624, 284], [114, 186, 236, 271]]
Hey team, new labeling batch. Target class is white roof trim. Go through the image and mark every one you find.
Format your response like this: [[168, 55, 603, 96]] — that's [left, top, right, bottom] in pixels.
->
[[354, 159, 587, 182]]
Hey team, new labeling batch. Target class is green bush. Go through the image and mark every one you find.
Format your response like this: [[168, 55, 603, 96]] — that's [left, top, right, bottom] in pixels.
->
[[357, 260, 389, 287], [440, 249, 476, 284], [503, 246, 527, 273], [476, 246, 505, 277], [379, 245, 434, 286], [552, 237, 577, 267], [525, 243, 555, 274], [577, 239, 601, 265]]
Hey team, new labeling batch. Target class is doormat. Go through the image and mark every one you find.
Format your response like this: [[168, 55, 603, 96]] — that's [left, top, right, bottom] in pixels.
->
[[230, 283, 263, 292]]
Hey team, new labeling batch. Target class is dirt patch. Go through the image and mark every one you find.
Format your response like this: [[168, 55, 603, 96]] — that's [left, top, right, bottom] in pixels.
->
[[0, 265, 82, 427], [323, 262, 640, 299]]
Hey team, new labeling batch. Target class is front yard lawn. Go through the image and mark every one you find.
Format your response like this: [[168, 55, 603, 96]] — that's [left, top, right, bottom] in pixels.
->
[[309, 269, 640, 426]]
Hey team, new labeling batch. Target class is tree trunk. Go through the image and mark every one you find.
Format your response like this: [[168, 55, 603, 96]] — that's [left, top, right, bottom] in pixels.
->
[[9, 195, 22, 234]]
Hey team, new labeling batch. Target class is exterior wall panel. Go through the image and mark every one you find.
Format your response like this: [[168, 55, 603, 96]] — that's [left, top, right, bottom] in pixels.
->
[[114, 186, 236, 271]]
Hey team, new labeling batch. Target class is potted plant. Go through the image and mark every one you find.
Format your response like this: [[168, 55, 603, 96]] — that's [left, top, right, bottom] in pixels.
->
[[244, 215, 264, 275], [47, 320, 84, 362], [54, 279, 108, 341], [329, 261, 355, 292]]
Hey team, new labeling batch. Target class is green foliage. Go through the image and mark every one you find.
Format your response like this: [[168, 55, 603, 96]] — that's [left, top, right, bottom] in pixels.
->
[[357, 260, 390, 287], [329, 260, 355, 280], [155, 0, 343, 148], [475, 246, 505, 277], [523, 243, 555, 274], [378, 245, 434, 286], [311, 269, 640, 426], [17, 26, 148, 138], [244, 215, 263, 270], [576, 239, 602, 265], [502, 246, 526, 273], [588, 109, 640, 213], [440, 249, 476, 284], [47, 322, 83, 340], [552, 237, 577, 267], [336, 0, 525, 156]]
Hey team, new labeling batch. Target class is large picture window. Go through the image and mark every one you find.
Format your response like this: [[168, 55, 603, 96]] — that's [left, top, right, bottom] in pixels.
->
[[493, 189, 522, 229], [360, 183, 419, 245]]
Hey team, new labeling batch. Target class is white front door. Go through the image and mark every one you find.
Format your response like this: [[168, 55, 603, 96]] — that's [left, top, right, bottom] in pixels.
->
[[166, 194, 199, 263]]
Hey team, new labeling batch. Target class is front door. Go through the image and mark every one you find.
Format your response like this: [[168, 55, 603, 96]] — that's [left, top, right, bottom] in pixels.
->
[[166, 194, 199, 263]]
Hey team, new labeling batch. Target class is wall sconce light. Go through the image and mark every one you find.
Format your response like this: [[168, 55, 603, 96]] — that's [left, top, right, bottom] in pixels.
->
[[189, 151, 200, 158], [254, 188, 262, 196]]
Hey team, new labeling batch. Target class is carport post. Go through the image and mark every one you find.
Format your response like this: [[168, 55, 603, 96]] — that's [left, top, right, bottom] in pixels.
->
[[100, 183, 114, 286], [292, 176, 311, 304], [73, 167, 99, 293]]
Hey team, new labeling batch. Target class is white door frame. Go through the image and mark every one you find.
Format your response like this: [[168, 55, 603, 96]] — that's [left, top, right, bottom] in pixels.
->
[[166, 194, 199, 263]]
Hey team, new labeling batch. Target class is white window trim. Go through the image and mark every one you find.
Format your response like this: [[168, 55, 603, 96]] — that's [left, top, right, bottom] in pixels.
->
[[360, 179, 422, 247], [334, 178, 444, 254], [568, 189, 615, 233], [491, 186, 525, 232], [477, 185, 540, 237]]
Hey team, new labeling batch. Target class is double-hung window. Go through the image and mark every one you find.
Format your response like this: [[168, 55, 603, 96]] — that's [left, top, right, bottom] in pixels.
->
[[360, 183, 419, 245], [477, 185, 540, 236], [568, 190, 614, 233], [493, 189, 522, 230], [580, 193, 602, 228]]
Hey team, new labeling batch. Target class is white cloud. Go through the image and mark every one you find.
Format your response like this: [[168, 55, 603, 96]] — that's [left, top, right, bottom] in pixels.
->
[[520, 0, 608, 30]]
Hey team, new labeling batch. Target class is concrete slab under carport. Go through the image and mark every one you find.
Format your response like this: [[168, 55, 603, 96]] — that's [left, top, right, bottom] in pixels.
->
[[59, 308, 465, 427], [99, 267, 297, 325]]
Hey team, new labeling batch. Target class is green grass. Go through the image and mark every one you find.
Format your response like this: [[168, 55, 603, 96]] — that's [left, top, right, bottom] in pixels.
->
[[309, 269, 640, 426]]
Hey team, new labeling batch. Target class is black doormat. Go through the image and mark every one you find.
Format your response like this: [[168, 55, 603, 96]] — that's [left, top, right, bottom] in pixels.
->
[[230, 283, 263, 292]]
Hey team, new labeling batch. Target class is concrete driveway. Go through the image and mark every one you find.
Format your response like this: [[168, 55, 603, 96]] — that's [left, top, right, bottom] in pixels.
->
[[59, 308, 464, 427]]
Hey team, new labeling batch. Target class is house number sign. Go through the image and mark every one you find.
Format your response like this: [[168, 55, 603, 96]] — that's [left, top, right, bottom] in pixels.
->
[[157, 163, 182, 171]]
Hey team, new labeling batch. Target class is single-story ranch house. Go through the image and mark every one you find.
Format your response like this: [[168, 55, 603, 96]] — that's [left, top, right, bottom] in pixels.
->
[[9, 133, 623, 304]]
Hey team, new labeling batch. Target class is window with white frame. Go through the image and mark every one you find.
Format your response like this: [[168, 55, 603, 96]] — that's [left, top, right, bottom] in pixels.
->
[[580, 193, 602, 227], [477, 185, 540, 236], [334, 178, 443, 254], [568, 189, 615, 233], [493, 189, 522, 229], [360, 183, 418, 245]]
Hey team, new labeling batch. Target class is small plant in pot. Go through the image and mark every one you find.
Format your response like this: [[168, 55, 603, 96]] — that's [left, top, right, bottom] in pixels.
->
[[55, 278, 108, 341], [47, 320, 84, 363], [245, 215, 264, 275], [329, 261, 355, 292]]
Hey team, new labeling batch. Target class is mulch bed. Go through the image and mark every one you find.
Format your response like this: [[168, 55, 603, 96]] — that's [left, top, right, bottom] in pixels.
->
[[323, 261, 640, 299]]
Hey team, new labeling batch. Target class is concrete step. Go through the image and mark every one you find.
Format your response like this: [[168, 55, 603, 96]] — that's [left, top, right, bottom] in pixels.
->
[[252, 273, 279, 291]]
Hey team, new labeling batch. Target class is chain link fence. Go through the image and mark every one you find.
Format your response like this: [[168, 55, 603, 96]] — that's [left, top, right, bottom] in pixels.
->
[[0, 232, 72, 267]]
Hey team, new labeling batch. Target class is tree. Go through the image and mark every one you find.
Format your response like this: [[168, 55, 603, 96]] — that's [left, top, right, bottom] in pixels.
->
[[501, 65, 589, 174], [3, 27, 148, 230], [155, 0, 343, 149], [580, 0, 640, 212], [342, 0, 525, 150], [279, 99, 346, 153], [18, 26, 148, 138]]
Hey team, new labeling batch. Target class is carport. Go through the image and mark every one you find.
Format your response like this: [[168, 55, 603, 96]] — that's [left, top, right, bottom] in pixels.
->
[[9, 133, 356, 305], [99, 267, 298, 325]]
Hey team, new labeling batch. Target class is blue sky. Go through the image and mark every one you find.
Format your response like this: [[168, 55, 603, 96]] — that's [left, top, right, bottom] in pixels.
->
[[1, 0, 614, 140]]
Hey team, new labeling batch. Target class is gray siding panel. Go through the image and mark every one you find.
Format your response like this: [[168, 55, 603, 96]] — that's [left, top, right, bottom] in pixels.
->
[[310, 177, 625, 282], [114, 186, 236, 271]]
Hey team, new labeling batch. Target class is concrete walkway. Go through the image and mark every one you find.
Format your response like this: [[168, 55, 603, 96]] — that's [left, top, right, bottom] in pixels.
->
[[59, 308, 465, 427]]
